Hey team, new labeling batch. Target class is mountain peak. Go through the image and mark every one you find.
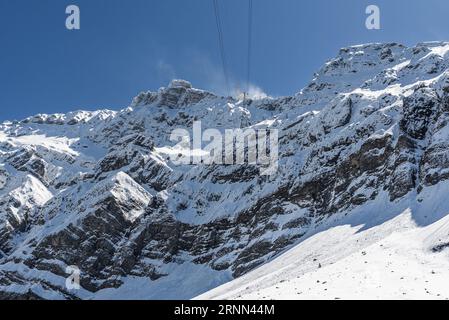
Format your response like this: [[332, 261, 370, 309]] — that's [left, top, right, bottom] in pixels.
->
[[168, 79, 193, 89]]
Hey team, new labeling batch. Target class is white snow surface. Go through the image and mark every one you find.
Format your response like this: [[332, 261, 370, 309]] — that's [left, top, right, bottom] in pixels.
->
[[198, 184, 449, 300]]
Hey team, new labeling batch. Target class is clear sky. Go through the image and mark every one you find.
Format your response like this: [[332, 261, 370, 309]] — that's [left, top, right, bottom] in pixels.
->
[[1, 0, 449, 121]]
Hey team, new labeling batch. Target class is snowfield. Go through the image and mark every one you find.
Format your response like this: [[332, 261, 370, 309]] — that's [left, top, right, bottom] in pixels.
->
[[198, 184, 449, 300]]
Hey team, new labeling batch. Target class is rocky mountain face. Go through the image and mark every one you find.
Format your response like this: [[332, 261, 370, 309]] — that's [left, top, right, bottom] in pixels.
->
[[1, 42, 449, 299]]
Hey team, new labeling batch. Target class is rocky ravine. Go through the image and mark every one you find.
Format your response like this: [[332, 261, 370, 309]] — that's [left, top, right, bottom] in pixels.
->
[[1, 42, 449, 299]]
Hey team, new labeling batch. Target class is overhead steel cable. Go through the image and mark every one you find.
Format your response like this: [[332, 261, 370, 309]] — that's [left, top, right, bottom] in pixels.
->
[[246, 0, 253, 98], [213, 0, 230, 96]]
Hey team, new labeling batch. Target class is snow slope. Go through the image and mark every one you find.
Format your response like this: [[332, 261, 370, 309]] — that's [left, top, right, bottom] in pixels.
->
[[198, 184, 449, 300]]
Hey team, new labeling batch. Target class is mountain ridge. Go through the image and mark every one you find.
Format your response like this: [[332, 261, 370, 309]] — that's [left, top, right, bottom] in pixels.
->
[[1, 41, 449, 299]]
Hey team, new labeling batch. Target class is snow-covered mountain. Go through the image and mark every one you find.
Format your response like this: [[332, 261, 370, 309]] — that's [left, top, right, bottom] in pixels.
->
[[2, 42, 449, 299]]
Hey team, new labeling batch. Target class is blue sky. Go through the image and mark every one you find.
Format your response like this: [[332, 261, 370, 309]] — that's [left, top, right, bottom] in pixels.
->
[[1, 0, 449, 121]]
